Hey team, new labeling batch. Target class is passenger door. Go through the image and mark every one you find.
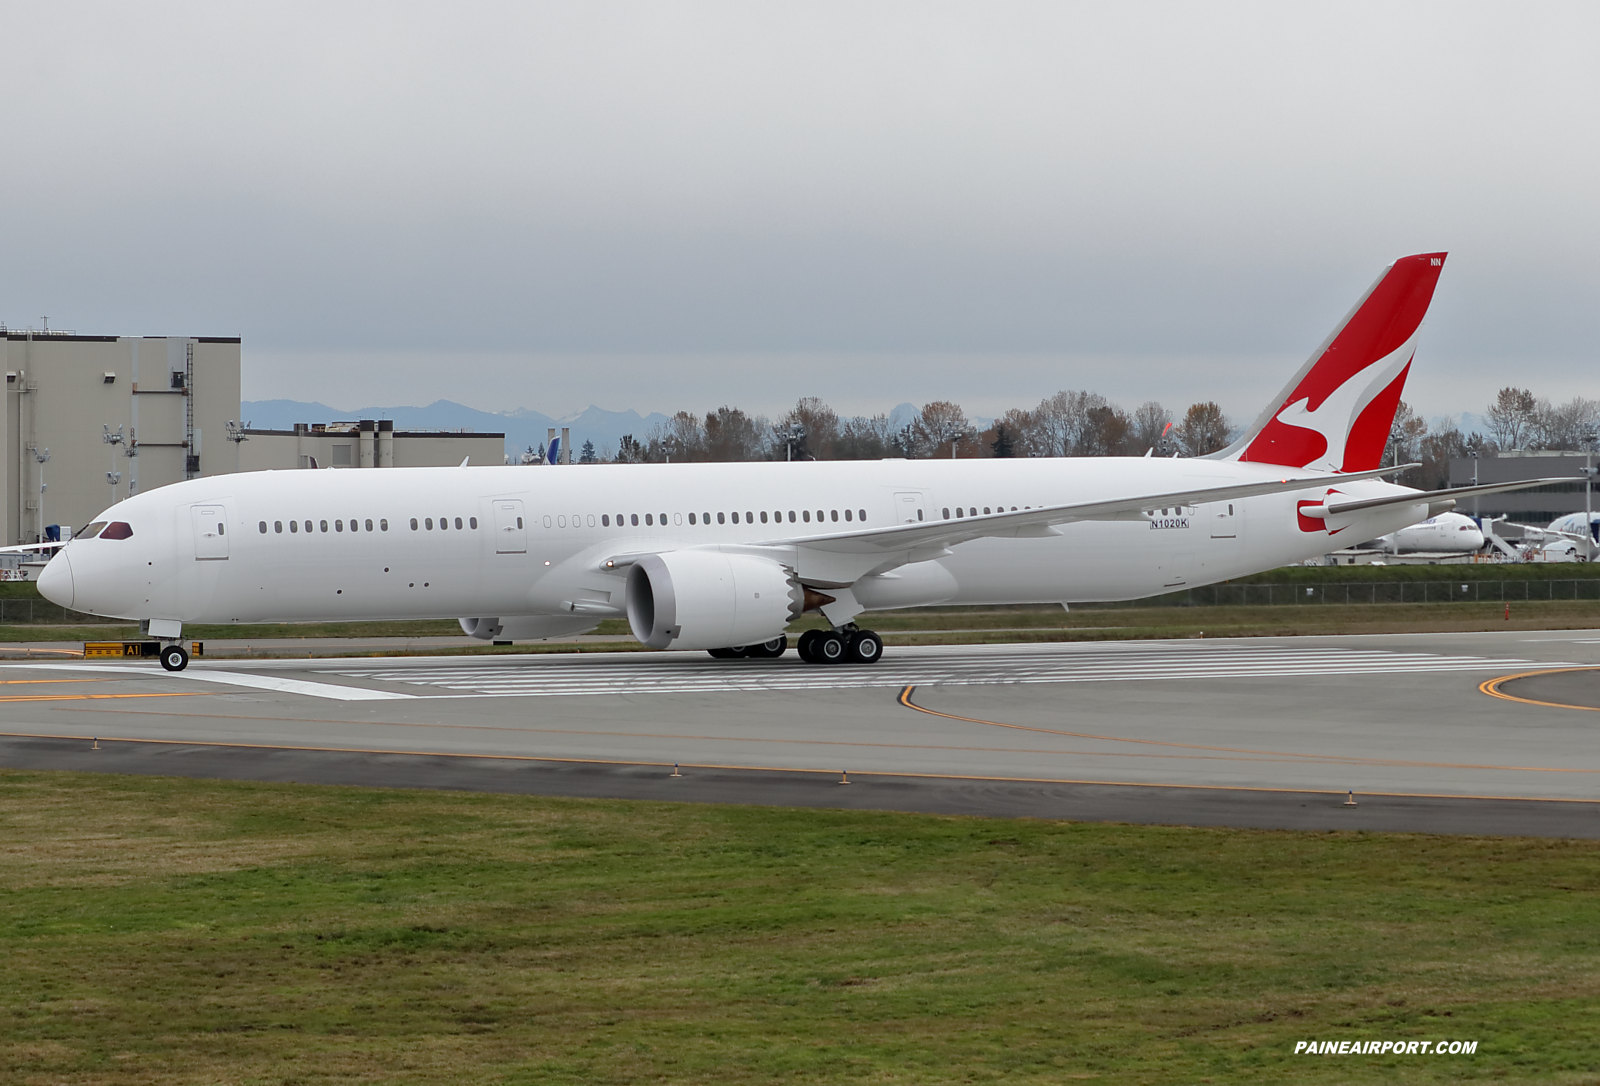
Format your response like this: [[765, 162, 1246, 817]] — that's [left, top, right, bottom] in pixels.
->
[[892, 491, 928, 524], [1210, 501, 1238, 539], [493, 499, 527, 554], [191, 504, 229, 561]]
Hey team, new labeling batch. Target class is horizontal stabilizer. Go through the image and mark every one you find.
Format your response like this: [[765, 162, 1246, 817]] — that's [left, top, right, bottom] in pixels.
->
[[1297, 478, 1572, 519]]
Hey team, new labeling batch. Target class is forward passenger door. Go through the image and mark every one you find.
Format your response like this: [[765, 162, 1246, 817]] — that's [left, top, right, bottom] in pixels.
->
[[493, 500, 527, 554]]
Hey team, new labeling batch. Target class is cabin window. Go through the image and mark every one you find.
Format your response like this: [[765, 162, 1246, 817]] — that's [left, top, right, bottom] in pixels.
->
[[409, 518, 418, 530], [588, 515, 597, 527], [956, 508, 964, 518], [789, 511, 796, 522], [760, 511, 768, 523], [319, 520, 328, 533], [645, 514, 653, 526], [816, 510, 824, 522], [829, 510, 837, 522], [274, 521, 283, 533], [917, 509, 924, 521], [688, 513, 696, 525], [517, 517, 523, 528], [702, 511, 711, 524], [968, 507, 975, 517], [366, 519, 374, 531], [983, 507, 991, 515], [381, 519, 389, 531], [101, 521, 134, 540], [218, 523, 225, 534], [290, 521, 299, 533], [1228, 504, 1234, 515], [843, 509, 852, 521], [659, 512, 667, 523], [802, 510, 810, 522], [603, 514, 611, 526], [425, 518, 434, 530], [442, 516, 451, 530], [455, 517, 464, 529], [943, 508, 951, 518], [336, 520, 345, 532], [744, 511, 752, 523], [630, 513, 638, 526], [859, 509, 866, 521], [259, 521, 267, 533]]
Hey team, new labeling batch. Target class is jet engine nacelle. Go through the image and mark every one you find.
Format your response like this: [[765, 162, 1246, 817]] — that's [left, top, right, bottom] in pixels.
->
[[626, 550, 802, 650], [459, 615, 599, 640]]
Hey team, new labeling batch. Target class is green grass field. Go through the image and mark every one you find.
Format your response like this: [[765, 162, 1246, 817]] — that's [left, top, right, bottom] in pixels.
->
[[2, 771, 1598, 1084]]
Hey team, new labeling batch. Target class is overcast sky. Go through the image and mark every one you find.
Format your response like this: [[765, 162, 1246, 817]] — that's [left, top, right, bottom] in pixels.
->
[[2, 2, 1596, 423]]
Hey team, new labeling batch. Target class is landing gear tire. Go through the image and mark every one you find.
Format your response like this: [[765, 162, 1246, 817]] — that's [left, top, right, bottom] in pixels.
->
[[707, 647, 746, 659], [797, 630, 821, 663], [159, 643, 190, 672], [747, 636, 787, 659], [814, 631, 847, 664], [847, 630, 883, 664]]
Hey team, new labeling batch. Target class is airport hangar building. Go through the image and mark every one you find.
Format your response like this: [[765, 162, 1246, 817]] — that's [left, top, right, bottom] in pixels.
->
[[0, 330, 503, 546]]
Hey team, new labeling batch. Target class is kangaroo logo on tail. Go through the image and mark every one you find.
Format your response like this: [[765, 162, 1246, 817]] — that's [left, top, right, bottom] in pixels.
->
[[1214, 253, 1447, 474]]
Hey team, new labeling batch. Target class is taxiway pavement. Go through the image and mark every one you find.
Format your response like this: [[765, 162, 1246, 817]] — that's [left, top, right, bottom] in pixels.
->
[[3, 629, 1599, 835]]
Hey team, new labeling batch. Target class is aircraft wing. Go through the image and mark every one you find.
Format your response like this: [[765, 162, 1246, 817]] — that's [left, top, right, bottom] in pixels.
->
[[0, 541, 66, 556], [1298, 478, 1573, 518], [753, 463, 1418, 556]]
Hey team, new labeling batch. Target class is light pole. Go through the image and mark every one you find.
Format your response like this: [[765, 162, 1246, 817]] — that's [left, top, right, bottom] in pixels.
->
[[225, 420, 249, 475], [103, 424, 125, 504], [33, 448, 49, 544], [1466, 447, 1480, 520], [1584, 429, 1598, 555]]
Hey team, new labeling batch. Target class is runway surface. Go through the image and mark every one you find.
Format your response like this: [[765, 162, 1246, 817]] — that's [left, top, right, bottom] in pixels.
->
[[4, 629, 1600, 835]]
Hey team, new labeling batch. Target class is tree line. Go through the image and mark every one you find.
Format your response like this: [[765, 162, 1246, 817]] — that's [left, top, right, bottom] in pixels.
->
[[537, 394, 1236, 465], [532, 386, 1597, 488]]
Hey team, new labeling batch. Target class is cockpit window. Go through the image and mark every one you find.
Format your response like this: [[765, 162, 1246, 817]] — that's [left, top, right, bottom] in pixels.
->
[[101, 522, 134, 540], [77, 522, 107, 539]]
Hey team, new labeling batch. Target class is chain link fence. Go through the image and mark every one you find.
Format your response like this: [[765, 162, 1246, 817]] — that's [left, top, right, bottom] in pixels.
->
[[1127, 580, 1600, 608]]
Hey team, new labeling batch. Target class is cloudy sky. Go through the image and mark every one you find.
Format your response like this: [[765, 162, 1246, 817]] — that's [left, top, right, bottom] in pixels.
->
[[2, 2, 1596, 423]]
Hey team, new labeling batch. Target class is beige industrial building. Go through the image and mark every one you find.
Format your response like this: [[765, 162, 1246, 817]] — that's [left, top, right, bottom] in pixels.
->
[[238, 421, 504, 472], [0, 330, 507, 547], [1, 331, 241, 544]]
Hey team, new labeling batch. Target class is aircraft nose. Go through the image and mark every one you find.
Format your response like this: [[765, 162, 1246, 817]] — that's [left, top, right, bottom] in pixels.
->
[[37, 550, 74, 609]]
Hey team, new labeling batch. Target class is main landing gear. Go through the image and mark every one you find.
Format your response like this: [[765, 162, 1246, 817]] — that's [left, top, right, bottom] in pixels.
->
[[704, 628, 884, 665], [159, 642, 190, 672], [796, 626, 882, 665]]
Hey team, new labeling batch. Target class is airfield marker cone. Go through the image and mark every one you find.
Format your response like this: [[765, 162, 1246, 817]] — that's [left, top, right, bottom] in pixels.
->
[[839, 770, 850, 785], [671, 762, 681, 777], [91, 737, 99, 750], [1344, 789, 1358, 806]]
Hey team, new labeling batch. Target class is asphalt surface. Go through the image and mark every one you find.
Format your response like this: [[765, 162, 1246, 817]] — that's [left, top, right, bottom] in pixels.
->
[[3, 629, 1600, 836]]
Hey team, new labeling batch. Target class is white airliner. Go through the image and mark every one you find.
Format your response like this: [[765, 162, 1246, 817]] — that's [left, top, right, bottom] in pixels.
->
[[1368, 511, 1486, 554], [32, 252, 1562, 671]]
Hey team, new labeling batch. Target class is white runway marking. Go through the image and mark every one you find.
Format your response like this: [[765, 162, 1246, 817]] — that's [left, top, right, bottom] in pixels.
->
[[9, 662, 416, 701], [326, 644, 1563, 699]]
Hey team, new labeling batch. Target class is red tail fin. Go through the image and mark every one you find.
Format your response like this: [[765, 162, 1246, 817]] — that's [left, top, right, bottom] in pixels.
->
[[1216, 253, 1446, 472]]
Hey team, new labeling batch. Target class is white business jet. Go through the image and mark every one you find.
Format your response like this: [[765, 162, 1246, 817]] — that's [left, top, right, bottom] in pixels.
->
[[33, 253, 1561, 671]]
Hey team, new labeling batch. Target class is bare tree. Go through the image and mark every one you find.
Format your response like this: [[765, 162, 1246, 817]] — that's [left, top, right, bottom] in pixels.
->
[[836, 414, 894, 460], [1386, 399, 1428, 480], [1177, 402, 1230, 456], [1081, 404, 1134, 456], [645, 411, 706, 462], [996, 406, 1040, 457], [1131, 401, 1173, 454], [1532, 396, 1600, 450], [777, 397, 839, 460], [703, 406, 765, 461], [1485, 387, 1538, 450], [912, 401, 973, 457]]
